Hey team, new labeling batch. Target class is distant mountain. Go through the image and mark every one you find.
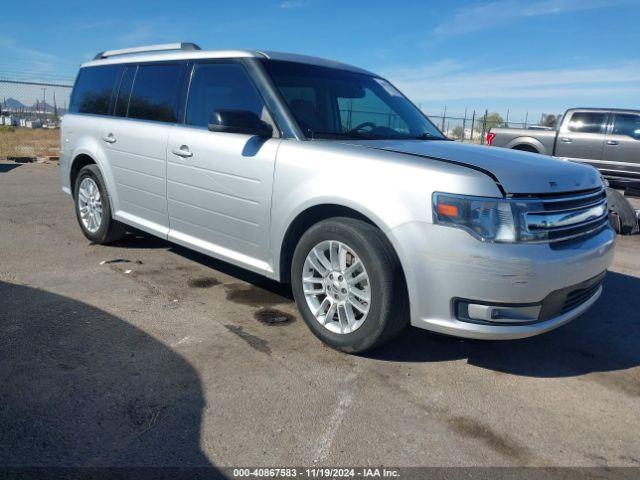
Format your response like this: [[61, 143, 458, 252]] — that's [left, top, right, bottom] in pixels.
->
[[2, 97, 26, 111], [1, 97, 66, 115], [30, 101, 57, 113]]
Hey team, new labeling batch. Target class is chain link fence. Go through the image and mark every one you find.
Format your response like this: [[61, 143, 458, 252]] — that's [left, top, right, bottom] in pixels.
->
[[0, 79, 73, 128], [0, 79, 72, 159], [425, 109, 547, 144]]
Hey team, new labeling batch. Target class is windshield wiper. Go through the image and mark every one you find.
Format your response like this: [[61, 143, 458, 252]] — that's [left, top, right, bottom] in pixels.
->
[[411, 132, 446, 140], [307, 129, 369, 140]]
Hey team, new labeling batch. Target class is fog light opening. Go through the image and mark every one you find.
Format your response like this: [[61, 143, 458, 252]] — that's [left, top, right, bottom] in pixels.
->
[[457, 301, 542, 324]]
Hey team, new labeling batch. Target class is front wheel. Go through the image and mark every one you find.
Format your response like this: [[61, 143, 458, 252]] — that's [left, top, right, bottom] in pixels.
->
[[291, 217, 408, 353]]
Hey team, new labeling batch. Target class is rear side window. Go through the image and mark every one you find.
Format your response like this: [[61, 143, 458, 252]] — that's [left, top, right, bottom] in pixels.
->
[[70, 65, 121, 115], [128, 64, 182, 122], [612, 113, 640, 140], [567, 112, 607, 134], [186, 63, 265, 128]]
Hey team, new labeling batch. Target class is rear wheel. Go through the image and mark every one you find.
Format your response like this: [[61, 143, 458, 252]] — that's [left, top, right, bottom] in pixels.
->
[[512, 144, 539, 153], [74, 165, 126, 244], [291, 217, 408, 353]]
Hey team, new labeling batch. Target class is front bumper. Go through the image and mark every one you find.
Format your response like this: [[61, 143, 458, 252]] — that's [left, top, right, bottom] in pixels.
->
[[390, 221, 615, 340]]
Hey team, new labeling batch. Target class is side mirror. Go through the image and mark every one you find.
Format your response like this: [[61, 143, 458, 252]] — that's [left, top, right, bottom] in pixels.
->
[[208, 110, 273, 138]]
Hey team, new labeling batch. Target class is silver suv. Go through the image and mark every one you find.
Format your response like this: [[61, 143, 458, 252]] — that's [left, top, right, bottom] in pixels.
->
[[60, 43, 615, 353]]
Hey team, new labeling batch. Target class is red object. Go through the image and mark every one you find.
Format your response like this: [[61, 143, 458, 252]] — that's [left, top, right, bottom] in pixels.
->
[[437, 203, 459, 218], [485, 132, 496, 146]]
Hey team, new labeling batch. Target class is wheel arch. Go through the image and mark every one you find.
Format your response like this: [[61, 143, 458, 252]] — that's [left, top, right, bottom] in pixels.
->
[[69, 153, 98, 197], [504, 136, 546, 154], [277, 203, 408, 295], [512, 144, 540, 153], [68, 151, 117, 215]]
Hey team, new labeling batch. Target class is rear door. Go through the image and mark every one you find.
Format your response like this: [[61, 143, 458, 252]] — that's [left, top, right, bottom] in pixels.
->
[[554, 110, 607, 166], [104, 62, 186, 237], [166, 61, 280, 274], [602, 112, 640, 180]]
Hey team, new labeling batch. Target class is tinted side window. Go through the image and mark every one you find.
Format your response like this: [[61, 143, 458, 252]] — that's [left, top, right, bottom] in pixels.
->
[[567, 112, 607, 134], [186, 63, 265, 128], [612, 114, 640, 140], [114, 66, 136, 117], [128, 64, 182, 122], [70, 65, 120, 115]]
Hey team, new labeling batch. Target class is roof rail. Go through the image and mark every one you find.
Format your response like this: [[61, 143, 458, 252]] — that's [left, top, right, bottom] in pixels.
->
[[93, 42, 201, 60]]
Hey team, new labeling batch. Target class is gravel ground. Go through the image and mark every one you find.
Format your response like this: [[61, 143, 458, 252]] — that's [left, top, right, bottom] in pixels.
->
[[1, 161, 639, 468]]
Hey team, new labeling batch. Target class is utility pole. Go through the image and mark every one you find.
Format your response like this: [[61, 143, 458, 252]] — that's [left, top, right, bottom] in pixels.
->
[[41, 87, 47, 120], [53, 91, 58, 121], [470, 110, 476, 142], [481, 109, 488, 144], [462, 108, 467, 141], [441, 106, 447, 131]]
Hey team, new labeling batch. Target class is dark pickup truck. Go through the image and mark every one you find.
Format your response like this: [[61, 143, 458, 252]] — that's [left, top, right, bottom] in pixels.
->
[[487, 108, 640, 188]]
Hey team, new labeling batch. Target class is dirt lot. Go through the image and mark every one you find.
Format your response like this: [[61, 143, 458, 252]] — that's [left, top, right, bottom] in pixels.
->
[[0, 127, 59, 159], [1, 161, 639, 469]]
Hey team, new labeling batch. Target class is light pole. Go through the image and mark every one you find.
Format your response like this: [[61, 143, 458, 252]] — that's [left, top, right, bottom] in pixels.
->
[[41, 87, 47, 121]]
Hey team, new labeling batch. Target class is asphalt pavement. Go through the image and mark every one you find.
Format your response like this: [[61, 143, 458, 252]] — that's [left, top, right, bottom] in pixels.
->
[[1, 161, 639, 468]]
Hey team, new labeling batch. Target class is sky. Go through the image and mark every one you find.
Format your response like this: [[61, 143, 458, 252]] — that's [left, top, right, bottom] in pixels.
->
[[1, 0, 639, 121]]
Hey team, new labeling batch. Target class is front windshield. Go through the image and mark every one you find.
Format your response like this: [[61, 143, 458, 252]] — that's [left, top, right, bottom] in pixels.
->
[[262, 60, 445, 141]]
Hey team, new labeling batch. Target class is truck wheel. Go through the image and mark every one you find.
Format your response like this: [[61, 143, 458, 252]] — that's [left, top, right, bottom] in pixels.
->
[[291, 217, 408, 353], [512, 145, 539, 153], [74, 165, 127, 244], [606, 187, 639, 235]]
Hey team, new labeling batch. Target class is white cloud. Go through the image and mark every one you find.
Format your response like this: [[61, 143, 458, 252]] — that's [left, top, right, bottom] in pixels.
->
[[278, 0, 309, 8], [384, 61, 640, 102], [433, 0, 629, 37]]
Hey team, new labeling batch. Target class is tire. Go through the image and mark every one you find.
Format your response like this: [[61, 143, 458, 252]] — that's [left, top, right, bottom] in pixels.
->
[[73, 164, 127, 244], [291, 217, 408, 353], [512, 145, 539, 153], [606, 187, 639, 235]]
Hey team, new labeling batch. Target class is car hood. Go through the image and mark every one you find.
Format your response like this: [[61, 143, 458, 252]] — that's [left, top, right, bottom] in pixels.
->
[[341, 139, 601, 195]]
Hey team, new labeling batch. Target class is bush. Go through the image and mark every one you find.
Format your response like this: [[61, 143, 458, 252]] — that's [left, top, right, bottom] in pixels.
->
[[0, 125, 16, 133]]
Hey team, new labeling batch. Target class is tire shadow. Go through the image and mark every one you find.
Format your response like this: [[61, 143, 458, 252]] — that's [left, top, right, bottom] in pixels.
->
[[101, 231, 640, 379], [0, 281, 220, 472]]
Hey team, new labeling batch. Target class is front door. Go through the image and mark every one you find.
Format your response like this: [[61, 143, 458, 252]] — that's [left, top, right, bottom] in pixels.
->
[[554, 110, 608, 167], [166, 61, 280, 274]]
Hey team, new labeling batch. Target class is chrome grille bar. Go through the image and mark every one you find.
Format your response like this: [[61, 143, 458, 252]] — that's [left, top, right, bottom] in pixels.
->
[[522, 187, 609, 243], [526, 202, 607, 230]]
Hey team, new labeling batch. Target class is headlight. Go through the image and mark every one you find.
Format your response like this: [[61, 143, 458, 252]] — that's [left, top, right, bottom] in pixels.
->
[[433, 192, 557, 243], [433, 193, 517, 242], [433, 190, 608, 243]]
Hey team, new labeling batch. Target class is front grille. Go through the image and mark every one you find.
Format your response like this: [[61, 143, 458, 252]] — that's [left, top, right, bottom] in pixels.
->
[[523, 188, 609, 243]]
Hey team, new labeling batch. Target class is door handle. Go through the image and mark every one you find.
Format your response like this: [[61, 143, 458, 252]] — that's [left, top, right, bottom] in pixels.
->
[[560, 137, 572, 143], [171, 145, 193, 158], [102, 133, 116, 144], [606, 140, 619, 146]]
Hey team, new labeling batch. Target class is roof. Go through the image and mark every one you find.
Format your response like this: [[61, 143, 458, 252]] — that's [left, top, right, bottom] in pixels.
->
[[81, 44, 374, 75], [566, 107, 640, 114]]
